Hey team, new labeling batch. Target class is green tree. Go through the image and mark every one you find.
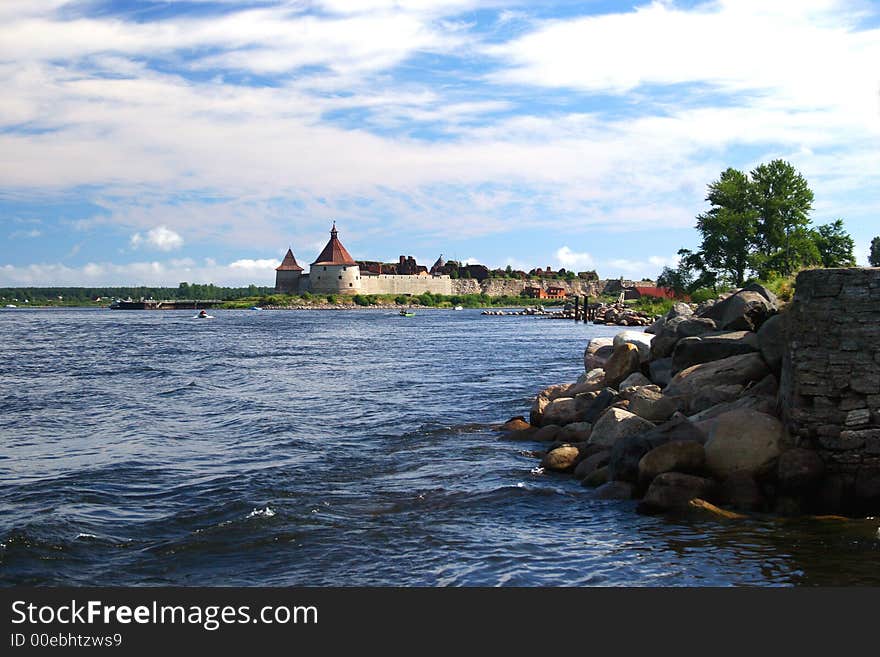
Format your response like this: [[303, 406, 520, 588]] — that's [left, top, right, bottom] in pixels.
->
[[870, 237, 880, 267], [812, 220, 855, 267], [749, 159, 814, 276], [695, 167, 758, 286]]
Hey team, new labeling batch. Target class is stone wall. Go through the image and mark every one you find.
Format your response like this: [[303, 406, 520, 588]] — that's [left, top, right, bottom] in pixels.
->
[[359, 273, 453, 295], [450, 278, 602, 297], [781, 268, 880, 497]]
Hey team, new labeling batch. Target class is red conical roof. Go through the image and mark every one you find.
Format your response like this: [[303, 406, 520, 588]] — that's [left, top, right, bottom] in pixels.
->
[[276, 248, 303, 271], [311, 223, 356, 266]]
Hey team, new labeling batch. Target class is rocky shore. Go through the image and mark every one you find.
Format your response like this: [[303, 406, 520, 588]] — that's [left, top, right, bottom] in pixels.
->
[[500, 281, 870, 518]]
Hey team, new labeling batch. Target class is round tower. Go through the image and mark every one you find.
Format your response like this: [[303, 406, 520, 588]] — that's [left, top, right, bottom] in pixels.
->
[[309, 223, 361, 295], [275, 248, 303, 294]]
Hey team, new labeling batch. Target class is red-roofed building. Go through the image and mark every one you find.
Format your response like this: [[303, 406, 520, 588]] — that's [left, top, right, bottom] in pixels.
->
[[274, 248, 304, 293]]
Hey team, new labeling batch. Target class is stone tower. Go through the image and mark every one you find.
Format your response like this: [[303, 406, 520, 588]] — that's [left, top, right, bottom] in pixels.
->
[[309, 223, 361, 295], [275, 248, 304, 294]]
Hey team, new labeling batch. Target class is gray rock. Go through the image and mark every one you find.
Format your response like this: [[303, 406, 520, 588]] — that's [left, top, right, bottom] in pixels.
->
[[588, 407, 656, 448], [556, 421, 592, 443], [704, 409, 787, 479], [638, 440, 706, 483], [757, 313, 785, 375], [625, 387, 682, 423], [613, 330, 654, 363], [742, 282, 779, 307], [664, 352, 770, 402], [666, 302, 694, 320], [532, 424, 563, 442], [671, 331, 760, 374], [583, 337, 615, 372], [618, 371, 653, 391], [648, 357, 673, 387], [580, 388, 619, 424], [573, 449, 611, 479], [675, 317, 718, 338], [608, 414, 707, 483], [698, 290, 777, 332]]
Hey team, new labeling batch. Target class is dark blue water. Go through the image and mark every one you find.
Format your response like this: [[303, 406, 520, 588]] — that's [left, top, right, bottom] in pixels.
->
[[1, 307, 879, 586]]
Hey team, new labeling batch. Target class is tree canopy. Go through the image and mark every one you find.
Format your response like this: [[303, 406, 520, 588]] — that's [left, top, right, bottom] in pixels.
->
[[659, 160, 855, 294], [870, 237, 880, 267]]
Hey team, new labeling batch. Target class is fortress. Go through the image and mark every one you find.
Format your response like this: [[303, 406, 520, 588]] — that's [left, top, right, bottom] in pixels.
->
[[275, 223, 454, 296]]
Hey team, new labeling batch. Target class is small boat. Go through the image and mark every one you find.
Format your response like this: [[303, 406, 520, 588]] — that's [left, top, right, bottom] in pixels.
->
[[195, 310, 214, 319], [453, 305, 464, 311], [249, 306, 263, 311], [399, 310, 416, 317], [4, 304, 16, 308]]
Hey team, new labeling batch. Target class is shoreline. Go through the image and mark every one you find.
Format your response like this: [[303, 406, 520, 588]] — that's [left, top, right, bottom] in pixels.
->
[[500, 277, 879, 520]]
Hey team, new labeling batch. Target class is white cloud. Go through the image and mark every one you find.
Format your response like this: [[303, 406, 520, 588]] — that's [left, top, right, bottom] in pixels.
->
[[0, 257, 281, 287], [9, 229, 42, 239], [130, 226, 184, 252], [555, 246, 595, 269]]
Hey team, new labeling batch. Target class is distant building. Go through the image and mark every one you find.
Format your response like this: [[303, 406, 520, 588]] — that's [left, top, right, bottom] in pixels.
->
[[524, 285, 567, 300], [275, 223, 452, 296]]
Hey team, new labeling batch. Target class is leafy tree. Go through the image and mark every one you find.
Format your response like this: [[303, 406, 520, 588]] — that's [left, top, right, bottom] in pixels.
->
[[870, 237, 880, 267], [812, 220, 855, 268], [695, 167, 758, 286], [749, 159, 814, 276]]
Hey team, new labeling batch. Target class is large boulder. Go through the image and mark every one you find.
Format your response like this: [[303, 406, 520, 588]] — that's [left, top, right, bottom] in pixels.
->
[[698, 289, 776, 332], [648, 358, 673, 387], [704, 409, 787, 479], [664, 352, 770, 402], [588, 407, 655, 449], [532, 424, 563, 442], [742, 282, 778, 307], [613, 330, 654, 363], [580, 388, 619, 424], [671, 331, 760, 374], [540, 445, 581, 472], [556, 421, 592, 443], [573, 449, 611, 480], [675, 317, 718, 338], [541, 393, 603, 427], [757, 313, 785, 375], [584, 337, 615, 372], [777, 447, 825, 492], [603, 343, 642, 389], [624, 386, 682, 423], [608, 415, 707, 483], [666, 302, 694, 320], [640, 472, 717, 512], [530, 383, 572, 425], [638, 440, 706, 483], [687, 384, 746, 415]]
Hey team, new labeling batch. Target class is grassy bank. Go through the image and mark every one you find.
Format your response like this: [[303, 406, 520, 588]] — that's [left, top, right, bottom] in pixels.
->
[[220, 292, 570, 309]]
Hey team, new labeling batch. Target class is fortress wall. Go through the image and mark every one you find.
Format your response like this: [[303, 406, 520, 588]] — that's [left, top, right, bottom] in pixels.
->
[[359, 274, 453, 295], [780, 268, 880, 497]]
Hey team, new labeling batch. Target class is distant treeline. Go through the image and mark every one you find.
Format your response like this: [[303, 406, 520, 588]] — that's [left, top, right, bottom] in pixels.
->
[[0, 283, 275, 305]]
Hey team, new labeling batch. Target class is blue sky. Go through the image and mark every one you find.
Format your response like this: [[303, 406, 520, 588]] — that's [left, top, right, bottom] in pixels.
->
[[1, 0, 879, 286]]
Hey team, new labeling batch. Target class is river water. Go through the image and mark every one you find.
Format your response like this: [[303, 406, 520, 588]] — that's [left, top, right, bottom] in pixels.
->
[[1, 307, 878, 586]]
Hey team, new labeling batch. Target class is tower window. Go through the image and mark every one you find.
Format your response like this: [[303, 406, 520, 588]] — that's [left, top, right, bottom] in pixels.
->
[[349, 283, 353, 287], [338, 275, 342, 280]]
